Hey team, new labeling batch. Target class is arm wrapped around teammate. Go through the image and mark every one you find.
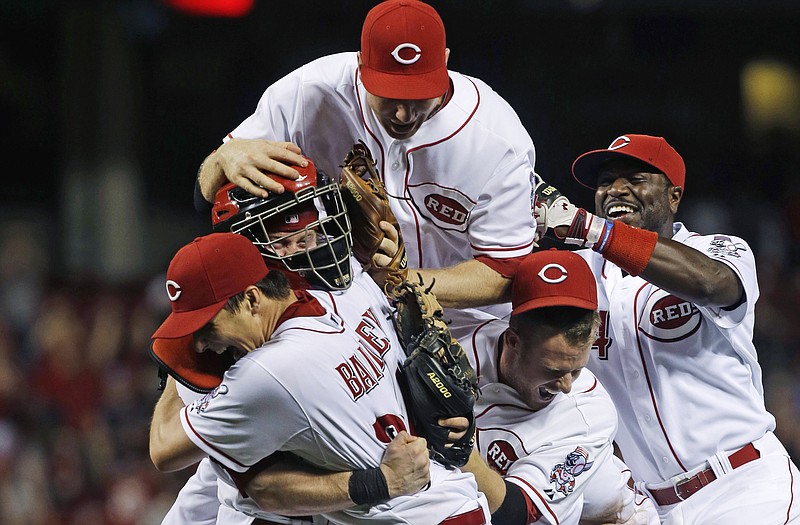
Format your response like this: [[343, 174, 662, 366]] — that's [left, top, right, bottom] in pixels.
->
[[391, 279, 479, 469], [338, 141, 408, 291]]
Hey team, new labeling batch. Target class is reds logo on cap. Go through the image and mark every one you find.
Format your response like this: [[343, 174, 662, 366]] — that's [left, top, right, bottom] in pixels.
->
[[165, 280, 182, 301], [607, 135, 631, 150], [391, 43, 421, 64], [512, 250, 598, 315], [359, 0, 449, 100], [538, 263, 568, 284]]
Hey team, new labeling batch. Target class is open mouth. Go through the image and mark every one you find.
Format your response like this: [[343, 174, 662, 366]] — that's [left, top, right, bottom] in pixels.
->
[[605, 203, 637, 220], [539, 387, 556, 402], [390, 121, 416, 135]]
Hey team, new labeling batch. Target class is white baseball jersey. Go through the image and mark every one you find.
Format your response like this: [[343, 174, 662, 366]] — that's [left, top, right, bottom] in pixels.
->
[[578, 222, 799, 521], [226, 51, 538, 322], [180, 273, 487, 525], [163, 384, 317, 525], [462, 318, 658, 525]]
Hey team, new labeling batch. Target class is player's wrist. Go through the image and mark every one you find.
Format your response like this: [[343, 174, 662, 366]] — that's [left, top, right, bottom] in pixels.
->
[[348, 467, 390, 506], [198, 149, 223, 202], [595, 219, 658, 276]]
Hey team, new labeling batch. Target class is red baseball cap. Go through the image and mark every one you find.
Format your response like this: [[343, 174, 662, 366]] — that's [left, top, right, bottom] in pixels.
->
[[152, 233, 269, 339], [360, 0, 449, 100], [512, 250, 598, 316], [572, 134, 686, 190]]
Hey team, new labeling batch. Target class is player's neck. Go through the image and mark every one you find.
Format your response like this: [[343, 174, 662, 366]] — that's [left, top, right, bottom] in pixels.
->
[[427, 80, 453, 121]]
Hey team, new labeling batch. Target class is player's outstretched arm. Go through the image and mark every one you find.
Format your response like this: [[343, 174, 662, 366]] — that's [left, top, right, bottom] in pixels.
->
[[410, 259, 512, 309], [538, 183, 743, 308], [637, 237, 743, 308], [149, 377, 207, 472], [245, 431, 430, 515], [197, 138, 307, 202]]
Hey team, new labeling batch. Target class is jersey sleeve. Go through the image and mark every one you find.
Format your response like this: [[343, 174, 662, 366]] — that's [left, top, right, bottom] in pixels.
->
[[180, 354, 309, 473], [684, 233, 758, 328], [467, 153, 537, 259]]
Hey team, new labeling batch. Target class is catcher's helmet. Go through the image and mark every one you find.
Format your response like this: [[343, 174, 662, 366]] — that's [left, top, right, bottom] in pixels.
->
[[212, 159, 353, 291]]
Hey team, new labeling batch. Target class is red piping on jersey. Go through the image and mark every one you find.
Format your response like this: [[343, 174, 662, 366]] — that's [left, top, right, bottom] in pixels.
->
[[507, 475, 559, 525], [403, 77, 481, 267], [275, 291, 345, 335], [355, 67, 388, 185], [471, 240, 536, 253], [476, 426, 534, 456], [633, 283, 688, 472], [577, 376, 598, 394], [786, 456, 796, 524], [182, 409, 250, 469], [470, 318, 497, 379]]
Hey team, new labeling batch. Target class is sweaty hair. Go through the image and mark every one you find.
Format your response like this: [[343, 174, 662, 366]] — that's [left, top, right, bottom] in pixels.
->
[[509, 306, 600, 349]]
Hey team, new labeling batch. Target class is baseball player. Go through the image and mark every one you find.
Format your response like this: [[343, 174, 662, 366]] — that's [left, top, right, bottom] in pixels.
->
[[194, 0, 539, 327], [149, 232, 491, 524], [158, 183, 434, 525], [538, 133, 800, 523], [457, 250, 658, 525]]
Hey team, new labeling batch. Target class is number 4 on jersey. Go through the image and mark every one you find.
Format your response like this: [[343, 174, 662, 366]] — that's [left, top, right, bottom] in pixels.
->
[[593, 311, 613, 360]]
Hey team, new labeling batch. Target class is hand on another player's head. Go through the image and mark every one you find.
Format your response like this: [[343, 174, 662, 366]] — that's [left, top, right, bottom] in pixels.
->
[[215, 138, 306, 198]]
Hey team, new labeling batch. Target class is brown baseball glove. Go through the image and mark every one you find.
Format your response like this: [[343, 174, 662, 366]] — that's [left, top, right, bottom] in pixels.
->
[[339, 141, 408, 291]]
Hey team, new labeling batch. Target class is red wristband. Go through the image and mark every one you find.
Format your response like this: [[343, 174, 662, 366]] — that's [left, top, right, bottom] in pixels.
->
[[594, 220, 658, 276]]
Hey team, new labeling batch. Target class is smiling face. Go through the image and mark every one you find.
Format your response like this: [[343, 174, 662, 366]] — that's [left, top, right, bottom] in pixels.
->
[[594, 158, 682, 239], [499, 327, 591, 411]]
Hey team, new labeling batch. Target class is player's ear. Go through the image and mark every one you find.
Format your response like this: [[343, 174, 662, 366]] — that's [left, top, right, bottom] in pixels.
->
[[444, 48, 450, 66], [243, 285, 261, 315], [669, 185, 683, 214], [503, 327, 521, 354], [357, 51, 362, 68]]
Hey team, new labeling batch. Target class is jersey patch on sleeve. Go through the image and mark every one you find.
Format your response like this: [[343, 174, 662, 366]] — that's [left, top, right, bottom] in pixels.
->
[[546, 446, 594, 498], [707, 235, 748, 259], [188, 384, 229, 414]]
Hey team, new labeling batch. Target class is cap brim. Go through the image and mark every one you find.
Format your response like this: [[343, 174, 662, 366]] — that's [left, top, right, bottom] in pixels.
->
[[361, 67, 449, 100], [151, 298, 229, 339], [150, 336, 234, 393], [512, 295, 598, 316], [571, 149, 648, 189]]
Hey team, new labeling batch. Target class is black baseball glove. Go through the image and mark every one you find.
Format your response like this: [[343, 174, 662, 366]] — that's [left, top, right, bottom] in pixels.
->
[[391, 279, 479, 469]]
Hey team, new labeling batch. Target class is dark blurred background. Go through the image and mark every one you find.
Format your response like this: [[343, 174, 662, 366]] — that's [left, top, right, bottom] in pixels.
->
[[1, 1, 799, 523]]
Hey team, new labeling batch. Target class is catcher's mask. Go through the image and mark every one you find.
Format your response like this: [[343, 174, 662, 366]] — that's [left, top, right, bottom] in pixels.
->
[[212, 160, 353, 291]]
